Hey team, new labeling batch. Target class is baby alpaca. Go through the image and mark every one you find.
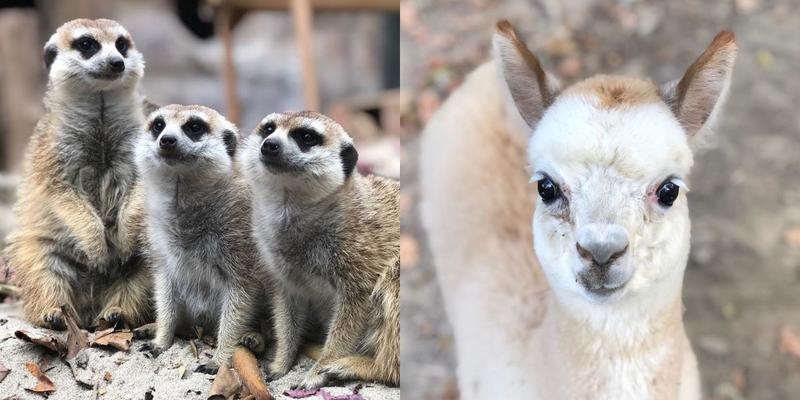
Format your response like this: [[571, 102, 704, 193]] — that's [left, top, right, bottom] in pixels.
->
[[135, 105, 271, 373], [240, 111, 400, 389], [421, 21, 736, 399], [5, 18, 152, 329]]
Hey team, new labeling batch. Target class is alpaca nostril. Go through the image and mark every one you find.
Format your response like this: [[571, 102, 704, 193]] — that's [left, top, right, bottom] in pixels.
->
[[576, 237, 629, 266]]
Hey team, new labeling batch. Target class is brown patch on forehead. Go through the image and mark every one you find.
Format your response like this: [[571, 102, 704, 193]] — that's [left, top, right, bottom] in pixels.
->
[[564, 75, 661, 109], [53, 18, 128, 47], [155, 104, 226, 129], [268, 111, 344, 136]]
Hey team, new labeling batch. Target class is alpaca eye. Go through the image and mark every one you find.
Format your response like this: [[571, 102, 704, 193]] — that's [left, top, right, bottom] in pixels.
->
[[657, 181, 680, 207], [537, 177, 561, 204]]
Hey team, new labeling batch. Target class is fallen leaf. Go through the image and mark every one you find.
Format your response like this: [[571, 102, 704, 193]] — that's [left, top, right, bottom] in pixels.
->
[[92, 330, 133, 351], [0, 361, 9, 384], [177, 365, 189, 380], [284, 388, 319, 398], [189, 340, 199, 359], [14, 330, 66, 356], [25, 361, 55, 393], [103, 371, 112, 382], [207, 363, 241, 400], [62, 305, 89, 359], [98, 387, 107, 395], [319, 389, 366, 400], [780, 325, 800, 359]]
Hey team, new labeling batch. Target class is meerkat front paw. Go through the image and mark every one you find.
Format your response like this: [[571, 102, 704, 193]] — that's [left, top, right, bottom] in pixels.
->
[[293, 368, 330, 391], [266, 359, 292, 381], [238, 332, 266, 354], [97, 306, 125, 327], [132, 323, 157, 340], [138, 341, 165, 358], [195, 360, 219, 375], [41, 308, 66, 331]]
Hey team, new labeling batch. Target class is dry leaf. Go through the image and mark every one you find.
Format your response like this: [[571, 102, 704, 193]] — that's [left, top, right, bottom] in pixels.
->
[[92, 331, 134, 351], [0, 361, 9, 384], [207, 363, 241, 400], [98, 387, 107, 396], [14, 330, 66, 356], [189, 340, 199, 359], [103, 371, 113, 382], [62, 305, 89, 359], [780, 325, 800, 359], [25, 361, 55, 393]]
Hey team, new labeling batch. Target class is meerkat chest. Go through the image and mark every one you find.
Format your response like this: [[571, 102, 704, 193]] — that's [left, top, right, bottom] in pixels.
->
[[57, 110, 139, 221]]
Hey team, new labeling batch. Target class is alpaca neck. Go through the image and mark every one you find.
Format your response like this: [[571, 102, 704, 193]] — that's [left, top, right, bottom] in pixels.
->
[[540, 279, 689, 400]]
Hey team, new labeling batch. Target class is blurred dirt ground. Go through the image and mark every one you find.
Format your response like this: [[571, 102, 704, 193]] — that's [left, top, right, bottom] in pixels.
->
[[400, 0, 800, 399]]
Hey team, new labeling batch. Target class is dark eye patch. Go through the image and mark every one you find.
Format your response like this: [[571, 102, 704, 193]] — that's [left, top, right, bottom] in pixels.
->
[[182, 117, 209, 141], [115, 36, 130, 57], [289, 127, 323, 152], [43, 46, 58, 70], [71, 35, 100, 59], [261, 121, 276, 136], [150, 116, 166, 139]]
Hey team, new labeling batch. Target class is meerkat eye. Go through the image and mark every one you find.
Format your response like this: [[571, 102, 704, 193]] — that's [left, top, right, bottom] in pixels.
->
[[182, 118, 209, 141], [289, 127, 322, 151], [72, 36, 99, 58], [656, 180, 680, 207], [262, 121, 276, 136], [150, 117, 165, 138], [537, 177, 562, 205], [115, 36, 129, 56]]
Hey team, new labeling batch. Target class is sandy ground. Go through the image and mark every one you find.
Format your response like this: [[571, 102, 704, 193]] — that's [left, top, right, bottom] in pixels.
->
[[0, 303, 399, 400], [400, 0, 800, 399]]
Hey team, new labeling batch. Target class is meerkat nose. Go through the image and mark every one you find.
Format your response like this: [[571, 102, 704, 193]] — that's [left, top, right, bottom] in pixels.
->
[[159, 134, 177, 150], [109, 59, 125, 73], [261, 139, 281, 155]]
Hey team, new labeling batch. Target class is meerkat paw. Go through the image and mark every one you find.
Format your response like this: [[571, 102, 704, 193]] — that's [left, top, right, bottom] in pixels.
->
[[41, 308, 66, 331], [132, 323, 157, 340], [238, 332, 266, 354], [138, 341, 165, 358], [97, 306, 125, 327], [195, 360, 219, 375], [293, 369, 330, 391], [266, 359, 292, 381]]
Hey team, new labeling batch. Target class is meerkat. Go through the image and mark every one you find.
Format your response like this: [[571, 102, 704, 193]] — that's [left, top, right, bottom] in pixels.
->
[[135, 104, 272, 373], [240, 111, 400, 389], [4, 19, 152, 329]]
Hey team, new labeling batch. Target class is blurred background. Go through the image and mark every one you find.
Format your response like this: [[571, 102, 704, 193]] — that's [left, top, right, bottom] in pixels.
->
[[400, 0, 800, 399], [0, 0, 400, 267]]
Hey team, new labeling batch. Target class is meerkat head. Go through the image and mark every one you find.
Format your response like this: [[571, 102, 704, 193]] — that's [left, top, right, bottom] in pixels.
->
[[136, 105, 238, 180], [493, 21, 736, 307], [43, 18, 143, 91], [241, 111, 359, 200]]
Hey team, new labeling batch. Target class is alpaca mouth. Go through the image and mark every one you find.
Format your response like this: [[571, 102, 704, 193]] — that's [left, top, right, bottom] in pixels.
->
[[578, 272, 629, 301]]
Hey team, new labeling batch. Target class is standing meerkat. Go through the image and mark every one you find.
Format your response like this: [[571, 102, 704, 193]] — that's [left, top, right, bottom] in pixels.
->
[[135, 104, 272, 373], [240, 111, 399, 389], [4, 19, 152, 329]]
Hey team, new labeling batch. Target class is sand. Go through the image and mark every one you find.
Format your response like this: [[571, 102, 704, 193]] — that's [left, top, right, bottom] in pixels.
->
[[0, 303, 399, 400]]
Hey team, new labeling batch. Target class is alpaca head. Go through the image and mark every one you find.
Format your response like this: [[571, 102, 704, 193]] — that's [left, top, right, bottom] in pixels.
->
[[493, 21, 736, 306]]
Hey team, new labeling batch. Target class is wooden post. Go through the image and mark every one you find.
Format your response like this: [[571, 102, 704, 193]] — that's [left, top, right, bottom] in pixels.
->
[[215, 1, 241, 125], [290, 0, 320, 111]]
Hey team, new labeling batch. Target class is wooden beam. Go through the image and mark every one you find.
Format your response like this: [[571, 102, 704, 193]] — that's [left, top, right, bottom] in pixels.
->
[[213, 0, 399, 11], [215, 1, 241, 125], [291, 0, 320, 111]]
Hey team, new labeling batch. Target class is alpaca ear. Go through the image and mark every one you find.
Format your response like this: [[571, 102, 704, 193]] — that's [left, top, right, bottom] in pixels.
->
[[492, 20, 560, 129], [661, 31, 737, 140]]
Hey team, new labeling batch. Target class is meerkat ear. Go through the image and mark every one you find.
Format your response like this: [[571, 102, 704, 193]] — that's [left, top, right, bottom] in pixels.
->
[[492, 20, 560, 129], [340, 143, 358, 178], [43, 45, 58, 70], [222, 129, 237, 157], [661, 30, 737, 140]]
